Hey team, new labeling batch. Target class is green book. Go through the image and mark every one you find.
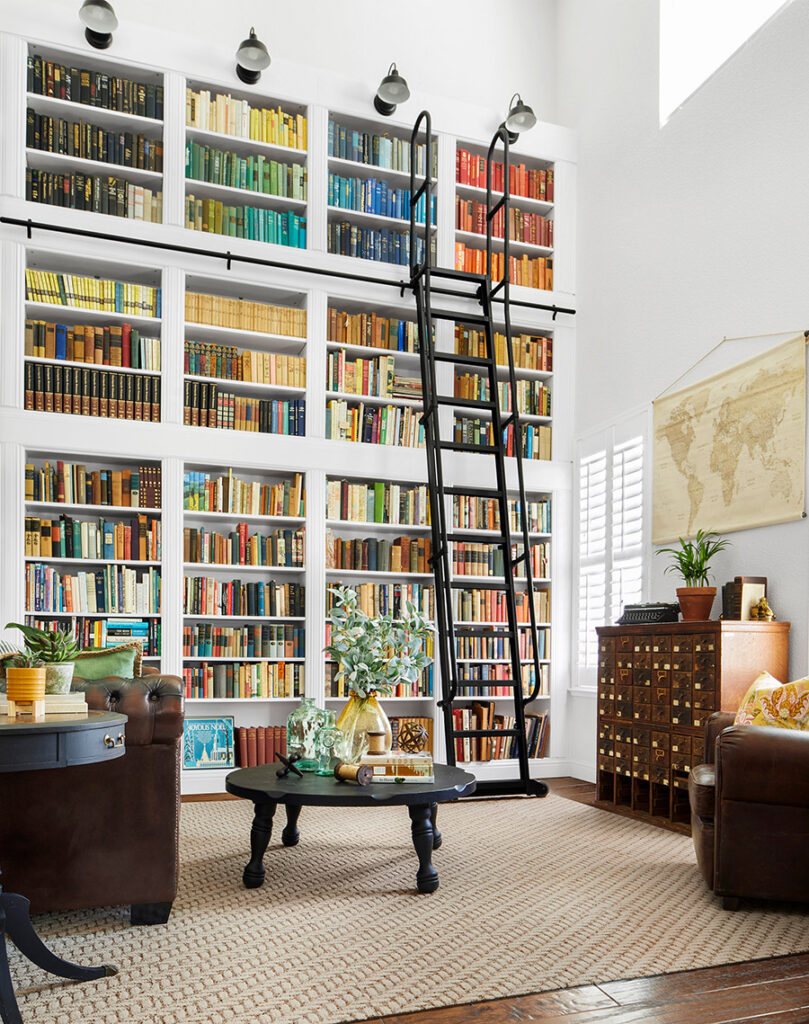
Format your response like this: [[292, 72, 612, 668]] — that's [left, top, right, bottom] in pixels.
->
[[374, 481, 385, 523]]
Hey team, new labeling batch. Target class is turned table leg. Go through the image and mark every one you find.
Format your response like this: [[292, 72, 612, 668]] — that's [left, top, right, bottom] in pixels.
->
[[430, 802, 442, 849], [409, 804, 439, 893], [281, 803, 302, 847], [243, 800, 276, 889]]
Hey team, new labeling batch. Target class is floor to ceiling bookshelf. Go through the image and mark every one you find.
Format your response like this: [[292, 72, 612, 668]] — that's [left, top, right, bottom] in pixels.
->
[[0, 29, 576, 794]]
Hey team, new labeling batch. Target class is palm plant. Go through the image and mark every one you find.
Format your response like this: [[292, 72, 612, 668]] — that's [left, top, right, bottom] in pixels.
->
[[656, 529, 730, 587]]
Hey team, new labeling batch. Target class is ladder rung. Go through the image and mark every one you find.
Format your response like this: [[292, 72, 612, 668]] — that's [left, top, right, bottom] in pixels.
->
[[436, 396, 495, 411], [444, 485, 503, 499], [430, 309, 490, 325], [453, 681, 517, 689], [438, 441, 498, 454], [487, 194, 507, 218], [451, 728, 519, 739], [489, 278, 506, 300], [433, 352, 492, 367], [412, 179, 431, 202], [445, 532, 505, 545], [422, 267, 487, 283]]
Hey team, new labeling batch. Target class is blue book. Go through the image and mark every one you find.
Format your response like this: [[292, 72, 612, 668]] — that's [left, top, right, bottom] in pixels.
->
[[54, 323, 67, 360]]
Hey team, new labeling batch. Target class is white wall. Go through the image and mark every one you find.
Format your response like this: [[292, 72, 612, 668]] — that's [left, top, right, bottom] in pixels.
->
[[556, 0, 809, 777]]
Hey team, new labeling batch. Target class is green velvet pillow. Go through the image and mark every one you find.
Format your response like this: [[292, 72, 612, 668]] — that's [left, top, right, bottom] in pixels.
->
[[73, 641, 141, 680]]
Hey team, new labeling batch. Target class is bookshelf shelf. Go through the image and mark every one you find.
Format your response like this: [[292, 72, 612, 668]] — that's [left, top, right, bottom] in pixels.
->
[[26, 302, 161, 331], [327, 205, 437, 233], [454, 229, 553, 256], [324, 695, 434, 703], [182, 614, 305, 621], [26, 149, 163, 187], [25, 356, 161, 378], [455, 182, 553, 213], [184, 373, 305, 398], [182, 510, 304, 526], [25, 556, 157, 566], [451, 527, 550, 539], [26, 501, 161, 515], [184, 322, 306, 356], [26, 93, 163, 132], [26, 610, 162, 618], [327, 156, 415, 185], [326, 341, 421, 367], [326, 568, 434, 580], [185, 126, 307, 160], [325, 389, 421, 410], [184, 178, 307, 210], [185, 696, 300, 703], [183, 562, 304, 574], [325, 519, 431, 534]]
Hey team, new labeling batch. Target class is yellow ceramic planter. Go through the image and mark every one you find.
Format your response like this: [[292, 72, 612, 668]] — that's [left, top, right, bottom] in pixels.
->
[[6, 667, 47, 702]]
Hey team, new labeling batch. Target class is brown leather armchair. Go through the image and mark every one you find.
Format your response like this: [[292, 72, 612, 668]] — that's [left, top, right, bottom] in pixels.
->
[[0, 675, 183, 925], [689, 711, 809, 909]]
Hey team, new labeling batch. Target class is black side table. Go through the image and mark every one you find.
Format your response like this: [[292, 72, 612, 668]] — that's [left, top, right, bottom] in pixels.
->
[[0, 710, 127, 1024]]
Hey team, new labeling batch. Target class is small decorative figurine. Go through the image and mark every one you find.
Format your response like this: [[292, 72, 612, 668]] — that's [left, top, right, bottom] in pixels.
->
[[750, 596, 775, 621], [276, 752, 304, 779], [398, 720, 429, 753]]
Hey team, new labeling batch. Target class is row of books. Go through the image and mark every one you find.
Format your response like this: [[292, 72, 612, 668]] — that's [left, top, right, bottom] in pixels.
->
[[185, 291, 306, 337], [455, 325, 552, 372], [183, 662, 304, 700], [183, 623, 304, 659], [183, 525, 304, 568], [456, 151, 554, 202], [25, 514, 161, 562], [456, 198, 553, 248], [453, 418, 552, 461], [454, 374, 551, 416], [24, 616, 161, 657], [27, 56, 164, 119], [326, 663, 433, 699], [26, 562, 161, 615], [184, 340, 305, 387], [328, 174, 436, 224], [453, 705, 548, 762], [26, 168, 163, 221], [325, 479, 430, 527], [183, 383, 305, 435], [183, 470, 305, 519], [184, 196, 306, 247], [27, 111, 164, 172], [325, 400, 425, 448], [25, 461, 161, 509], [452, 587, 549, 623], [326, 351, 422, 400], [326, 533, 431, 574], [185, 90, 307, 149], [327, 222, 434, 266], [455, 662, 549, 698], [451, 542, 549, 579], [455, 629, 549, 661], [326, 582, 433, 620], [452, 495, 551, 534], [328, 120, 434, 175], [185, 140, 306, 199], [235, 726, 288, 767], [327, 308, 419, 353], [25, 270, 162, 317], [26, 320, 160, 371], [25, 362, 161, 422], [454, 244, 553, 290], [183, 578, 304, 618]]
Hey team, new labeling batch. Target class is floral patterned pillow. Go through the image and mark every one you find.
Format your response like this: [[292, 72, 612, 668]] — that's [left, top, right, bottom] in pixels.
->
[[735, 672, 809, 730]]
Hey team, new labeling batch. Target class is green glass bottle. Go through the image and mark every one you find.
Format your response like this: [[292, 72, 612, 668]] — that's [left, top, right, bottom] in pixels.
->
[[286, 697, 324, 772], [314, 709, 344, 775]]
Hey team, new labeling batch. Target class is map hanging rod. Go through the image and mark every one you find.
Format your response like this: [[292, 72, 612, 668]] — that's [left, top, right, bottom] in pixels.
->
[[654, 328, 809, 401]]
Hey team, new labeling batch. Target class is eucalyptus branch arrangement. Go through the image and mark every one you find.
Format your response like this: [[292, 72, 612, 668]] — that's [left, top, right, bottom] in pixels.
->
[[5, 622, 80, 663], [324, 586, 433, 699], [656, 529, 730, 587]]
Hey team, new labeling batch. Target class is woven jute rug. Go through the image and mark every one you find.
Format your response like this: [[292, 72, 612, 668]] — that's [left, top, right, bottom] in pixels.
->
[[9, 794, 809, 1023]]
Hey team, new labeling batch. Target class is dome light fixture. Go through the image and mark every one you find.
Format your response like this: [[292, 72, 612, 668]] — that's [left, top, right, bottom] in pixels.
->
[[236, 27, 271, 85], [374, 63, 410, 117], [78, 0, 118, 49], [502, 93, 537, 143]]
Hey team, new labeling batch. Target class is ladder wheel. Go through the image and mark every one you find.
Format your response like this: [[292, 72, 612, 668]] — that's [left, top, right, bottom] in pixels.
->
[[527, 780, 549, 798]]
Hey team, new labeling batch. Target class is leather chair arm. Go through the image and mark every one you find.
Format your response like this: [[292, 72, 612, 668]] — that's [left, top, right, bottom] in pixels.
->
[[716, 725, 809, 807], [703, 711, 735, 763], [82, 676, 184, 746]]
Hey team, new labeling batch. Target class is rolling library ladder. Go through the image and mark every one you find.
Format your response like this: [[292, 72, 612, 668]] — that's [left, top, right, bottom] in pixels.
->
[[409, 112, 548, 798]]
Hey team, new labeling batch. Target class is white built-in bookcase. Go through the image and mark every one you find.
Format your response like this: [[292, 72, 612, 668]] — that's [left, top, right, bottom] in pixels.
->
[[0, 29, 576, 794]]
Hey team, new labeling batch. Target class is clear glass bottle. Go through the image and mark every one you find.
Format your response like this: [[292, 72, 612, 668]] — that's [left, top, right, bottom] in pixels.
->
[[314, 709, 344, 775], [286, 697, 324, 772]]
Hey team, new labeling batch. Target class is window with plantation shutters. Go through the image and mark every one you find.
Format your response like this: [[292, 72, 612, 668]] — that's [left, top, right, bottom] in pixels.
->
[[575, 418, 648, 687]]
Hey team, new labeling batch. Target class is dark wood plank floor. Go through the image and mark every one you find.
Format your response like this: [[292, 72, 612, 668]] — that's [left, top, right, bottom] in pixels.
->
[[363, 777, 809, 1024]]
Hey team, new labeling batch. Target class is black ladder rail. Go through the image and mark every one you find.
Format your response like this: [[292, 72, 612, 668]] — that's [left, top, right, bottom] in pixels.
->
[[408, 113, 548, 797]]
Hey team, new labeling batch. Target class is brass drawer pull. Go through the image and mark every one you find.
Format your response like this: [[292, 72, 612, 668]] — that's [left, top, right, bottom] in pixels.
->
[[103, 734, 115, 749], [116, 733, 125, 747]]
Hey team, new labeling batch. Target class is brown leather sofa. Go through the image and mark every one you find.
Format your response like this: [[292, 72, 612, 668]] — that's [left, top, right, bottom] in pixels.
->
[[0, 674, 183, 925], [689, 711, 809, 909]]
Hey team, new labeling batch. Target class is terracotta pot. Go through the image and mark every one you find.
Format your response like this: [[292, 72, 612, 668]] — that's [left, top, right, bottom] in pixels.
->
[[676, 587, 716, 622], [6, 667, 47, 702]]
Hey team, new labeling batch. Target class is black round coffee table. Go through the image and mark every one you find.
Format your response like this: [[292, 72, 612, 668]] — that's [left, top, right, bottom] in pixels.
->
[[226, 762, 476, 893]]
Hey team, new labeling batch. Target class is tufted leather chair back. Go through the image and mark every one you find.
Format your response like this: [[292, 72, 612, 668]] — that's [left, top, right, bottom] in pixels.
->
[[76, 676, 184, 747]]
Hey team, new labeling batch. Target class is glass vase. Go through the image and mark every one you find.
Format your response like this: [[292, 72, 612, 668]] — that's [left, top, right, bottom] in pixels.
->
[[314, 709, 344, 775], [336, 692, 392, 763], [286, 697, 324, 772]]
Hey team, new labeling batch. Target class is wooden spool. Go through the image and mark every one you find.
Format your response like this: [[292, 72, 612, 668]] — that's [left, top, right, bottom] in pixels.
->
[[333, 761, 373, 786]]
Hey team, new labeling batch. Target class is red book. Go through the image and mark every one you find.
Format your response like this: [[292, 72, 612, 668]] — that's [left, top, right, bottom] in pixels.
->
[[247, 727, 258, 767], [237, 727, 248, 767], [121, 323, 131, 368], [257, 726, 266, 765], [266, 727, 276, 764], [278, 725, 287, 757]]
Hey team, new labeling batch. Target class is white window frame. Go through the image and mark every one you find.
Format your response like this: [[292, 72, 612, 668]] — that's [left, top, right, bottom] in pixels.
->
[[573, 408, 652, 689]]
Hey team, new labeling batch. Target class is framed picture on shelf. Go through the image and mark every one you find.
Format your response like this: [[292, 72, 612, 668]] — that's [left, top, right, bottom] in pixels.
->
[[183, 717, 235, 770]]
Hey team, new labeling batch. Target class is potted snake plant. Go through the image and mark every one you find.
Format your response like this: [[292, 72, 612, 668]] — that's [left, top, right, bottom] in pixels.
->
[[656, 529, 731, 621], [5, 622, 80, 694]]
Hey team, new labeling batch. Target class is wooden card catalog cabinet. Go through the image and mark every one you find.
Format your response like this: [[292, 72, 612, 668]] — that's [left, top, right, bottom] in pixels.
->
[[595, 621, 789, 832]]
